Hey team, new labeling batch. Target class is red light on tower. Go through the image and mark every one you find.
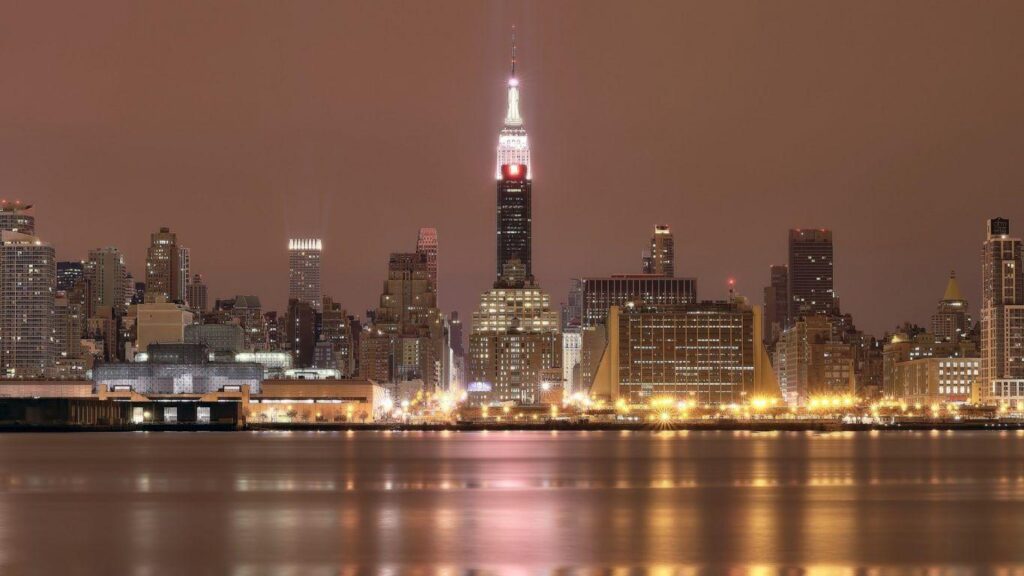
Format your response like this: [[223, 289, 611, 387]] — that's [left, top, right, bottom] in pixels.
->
[[501, 163, 527, 180]]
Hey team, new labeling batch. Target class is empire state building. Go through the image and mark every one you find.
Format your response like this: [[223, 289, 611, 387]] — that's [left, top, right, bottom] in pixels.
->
[[468, 30, 562, 407], [495, 31, 533, 287]]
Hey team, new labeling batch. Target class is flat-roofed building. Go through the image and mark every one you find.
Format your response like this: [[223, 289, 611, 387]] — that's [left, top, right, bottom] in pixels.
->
[[590, 300, 779, 406], [252, 378, 389, 422], [0, 380, 94, 398], [93, 360, 262, 395], [133, 300, 194, 352]]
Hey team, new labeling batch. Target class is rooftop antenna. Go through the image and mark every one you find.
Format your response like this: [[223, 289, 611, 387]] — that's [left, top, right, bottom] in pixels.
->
[[511, 26, 517, 77]]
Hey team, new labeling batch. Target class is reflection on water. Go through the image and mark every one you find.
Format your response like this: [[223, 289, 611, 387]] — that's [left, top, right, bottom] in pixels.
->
[[0, 430, 1023, 574]]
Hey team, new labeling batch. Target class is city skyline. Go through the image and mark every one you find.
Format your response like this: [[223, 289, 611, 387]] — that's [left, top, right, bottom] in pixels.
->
[[3, 2, 1024, 337]]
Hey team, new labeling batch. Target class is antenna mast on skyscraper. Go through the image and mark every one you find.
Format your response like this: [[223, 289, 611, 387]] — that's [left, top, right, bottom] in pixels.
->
[[511, 25, 517, 77]]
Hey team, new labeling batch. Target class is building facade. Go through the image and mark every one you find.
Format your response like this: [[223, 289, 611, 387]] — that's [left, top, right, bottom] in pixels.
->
[[578, 275, 697, 327], [887, 357, 979, 405], [588, 300, 777, 406], [86, 247, 128, 316], [774, 315, 854, 405]]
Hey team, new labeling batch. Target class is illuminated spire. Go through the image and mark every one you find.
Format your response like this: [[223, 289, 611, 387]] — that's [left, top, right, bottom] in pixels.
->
[[504, 28, 523, 128], [496, 27, 530, 177]]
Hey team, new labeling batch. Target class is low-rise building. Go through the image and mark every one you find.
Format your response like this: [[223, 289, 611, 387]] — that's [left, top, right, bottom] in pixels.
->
[[889, 357, 979, 405], [250, 379, 389, 422]]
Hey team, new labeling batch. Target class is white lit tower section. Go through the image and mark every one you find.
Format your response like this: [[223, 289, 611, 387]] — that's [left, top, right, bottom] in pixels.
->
[[496, 28, 530, 179], [288, 239, 322, 312]]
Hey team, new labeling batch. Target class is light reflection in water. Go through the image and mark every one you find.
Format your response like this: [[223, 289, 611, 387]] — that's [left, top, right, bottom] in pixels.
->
[[0, 431, 1021, 573]]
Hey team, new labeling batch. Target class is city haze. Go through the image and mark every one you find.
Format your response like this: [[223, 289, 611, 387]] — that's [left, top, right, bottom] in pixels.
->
[[2, 1, 1023, 335]]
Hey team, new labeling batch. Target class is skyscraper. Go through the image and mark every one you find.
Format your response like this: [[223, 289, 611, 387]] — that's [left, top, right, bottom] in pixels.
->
[[931, 270, 970, 343], [288, 238, 322, 312], [763, 264, 789, 344], [979, 218, 1024, 402], [86, 247, 128, 315], [364, 249, 444, 389], [788, 229, 836, 320], [642, 225, 675, 276], [416, 227, 438, 293], [494, 32, 533, 286], [0, 201, 35, 235], [145, 227, 180, 303], [0, 230, 56, 378], [186, 273, 208, 313]]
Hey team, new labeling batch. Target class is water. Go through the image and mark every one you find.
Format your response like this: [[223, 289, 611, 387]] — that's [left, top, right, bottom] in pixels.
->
[[1, 430, 1023, 574]]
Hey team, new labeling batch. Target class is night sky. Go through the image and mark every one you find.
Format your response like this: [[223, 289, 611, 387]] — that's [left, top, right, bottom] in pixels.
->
[[2, 1, 1023, 336]]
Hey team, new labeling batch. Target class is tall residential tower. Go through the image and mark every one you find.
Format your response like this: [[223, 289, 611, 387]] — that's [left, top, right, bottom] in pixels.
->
[[979, 218, 1024, 403], [288, 238, 322, 312]]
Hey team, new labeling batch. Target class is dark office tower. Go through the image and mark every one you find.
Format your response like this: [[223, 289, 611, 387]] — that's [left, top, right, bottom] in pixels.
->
[[763, 264, 789, 343], [416, 228, 438, 293], [0, 201, 35, 235], [286, 299, 317, 368], [646, 225, 675, 276], [788, 229, 835, 320], [496, 163, 532, 286], [264, 311, 280, 351], [449, 311, 464, 357], [57, 261, 84, 293], [131, 281, 146, 305]]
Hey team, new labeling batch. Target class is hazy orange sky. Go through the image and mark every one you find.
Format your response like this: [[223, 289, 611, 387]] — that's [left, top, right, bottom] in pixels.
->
[[2, 1, 1023, 335]]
